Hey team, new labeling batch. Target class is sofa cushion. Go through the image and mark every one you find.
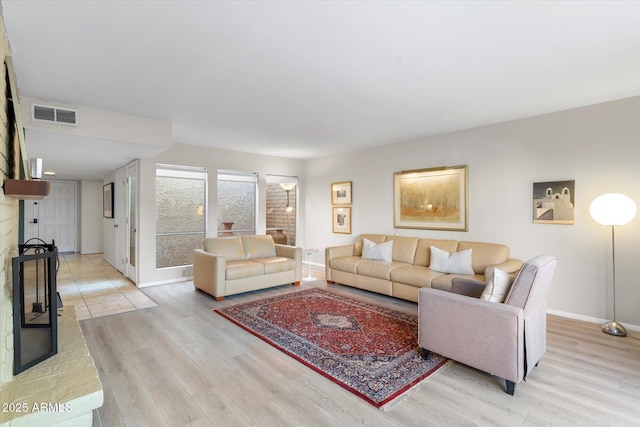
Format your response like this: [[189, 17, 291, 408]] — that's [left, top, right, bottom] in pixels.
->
[[354, 234, 387, 257], [432, 273, 486, 292], [385, 236, 419, 264], [242, 235, 277, 259], [481, 268, 515, 303], [204, 237, 246, 261], [362, 238, 393, 261], [252, 257, 296, 274], [414, 239, 459, 266], [457, 241, 510, 274], [225, 260, 265, 280], [429, 246, 474, 275], [390, 265, 445, 287], [329, 256, 365, 274], [357, 261, 405, 280]]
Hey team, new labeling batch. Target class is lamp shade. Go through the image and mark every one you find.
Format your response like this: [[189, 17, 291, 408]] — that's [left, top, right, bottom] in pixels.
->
[[589, 193, 637, 226], [279, 182, 296, 191]]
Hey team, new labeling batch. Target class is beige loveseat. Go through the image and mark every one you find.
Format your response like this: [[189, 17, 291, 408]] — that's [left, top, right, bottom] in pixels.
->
[[325, 234, 523, 302], [193, 235, 302, 301]]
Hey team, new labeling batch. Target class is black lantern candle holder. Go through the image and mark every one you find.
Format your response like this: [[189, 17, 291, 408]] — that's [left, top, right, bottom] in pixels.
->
[[12, 239, 59, 375]]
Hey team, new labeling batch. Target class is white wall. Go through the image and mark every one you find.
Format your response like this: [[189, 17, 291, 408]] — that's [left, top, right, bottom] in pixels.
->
[[304, 97, 640, 327], [137, 143, 305, 286], [79, 180, 104, 254], [21, 96, 173, 148]]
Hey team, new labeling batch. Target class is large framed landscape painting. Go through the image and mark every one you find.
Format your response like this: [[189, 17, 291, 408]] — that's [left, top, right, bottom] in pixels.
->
[[394, 165, 468, 231]]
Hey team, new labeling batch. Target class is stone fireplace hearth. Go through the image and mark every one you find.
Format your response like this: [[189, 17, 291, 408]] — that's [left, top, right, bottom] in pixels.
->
[[0, 306, 103, 426]]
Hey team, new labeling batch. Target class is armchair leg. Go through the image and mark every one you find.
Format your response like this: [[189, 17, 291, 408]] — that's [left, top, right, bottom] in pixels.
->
[[293, 281, 301, 286], [214, 296, 225, 301], [420, 348, 431, 360], [505, 380, 515, 396], [327, 280, 335, 284]]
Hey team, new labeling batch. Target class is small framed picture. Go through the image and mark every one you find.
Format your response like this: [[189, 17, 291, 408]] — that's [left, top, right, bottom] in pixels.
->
[[533, 180, 575, 224], [103, 183, 114, 218], [331, 181, 352, 205], [332, 207, 351, 234]]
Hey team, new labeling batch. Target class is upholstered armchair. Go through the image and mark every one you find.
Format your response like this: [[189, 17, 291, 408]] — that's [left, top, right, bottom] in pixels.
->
[[418, 255, 557, 395]]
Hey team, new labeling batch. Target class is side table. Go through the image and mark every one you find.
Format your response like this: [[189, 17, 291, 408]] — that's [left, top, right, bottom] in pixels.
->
[[302, 248, 319, 281]]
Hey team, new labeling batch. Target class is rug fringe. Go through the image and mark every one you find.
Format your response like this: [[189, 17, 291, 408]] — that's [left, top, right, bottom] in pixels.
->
[[380, 360, 454, 412]]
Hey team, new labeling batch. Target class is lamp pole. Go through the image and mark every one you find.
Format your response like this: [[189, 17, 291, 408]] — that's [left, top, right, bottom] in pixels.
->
[[602, 224, 626, 336]]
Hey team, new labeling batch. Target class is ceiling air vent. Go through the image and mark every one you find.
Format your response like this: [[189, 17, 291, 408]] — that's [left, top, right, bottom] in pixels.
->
[[32, 104, 77, 126]]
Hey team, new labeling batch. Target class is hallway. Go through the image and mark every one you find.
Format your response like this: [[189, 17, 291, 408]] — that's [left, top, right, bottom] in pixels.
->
[[56, 253, 157, 320]]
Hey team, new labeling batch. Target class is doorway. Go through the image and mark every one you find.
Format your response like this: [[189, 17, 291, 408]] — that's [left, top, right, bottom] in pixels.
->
[[125, 161, 138, 283], [22, 181, 77, 253]]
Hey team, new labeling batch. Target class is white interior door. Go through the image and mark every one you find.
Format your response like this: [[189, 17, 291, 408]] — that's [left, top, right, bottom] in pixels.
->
[[22, 181, 77, 252], [23, 199, 40, 245], [114, 167, 126, 273], [125, 161, 138, 283]]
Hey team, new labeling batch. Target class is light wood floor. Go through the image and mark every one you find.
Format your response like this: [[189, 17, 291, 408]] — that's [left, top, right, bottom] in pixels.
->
[[80, 262, 640, 426]]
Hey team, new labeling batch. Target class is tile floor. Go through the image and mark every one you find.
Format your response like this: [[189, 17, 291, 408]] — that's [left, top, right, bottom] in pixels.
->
[[56, 253, 157, 320]]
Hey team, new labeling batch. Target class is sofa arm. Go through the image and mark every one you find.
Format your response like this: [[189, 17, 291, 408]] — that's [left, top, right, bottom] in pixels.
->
[[193, 249, 226, 298], [325, 244, 355, 260], [484, 258, 524, 279], [276, 244, 303, 281], [325, 245, 355, 282], [418, 288, 525, 383]]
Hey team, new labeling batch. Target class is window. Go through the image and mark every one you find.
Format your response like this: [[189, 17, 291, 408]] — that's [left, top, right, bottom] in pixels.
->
[[217, 171, 257, 236], [156, 165, 207, 268], [266, 175, 298, 246]]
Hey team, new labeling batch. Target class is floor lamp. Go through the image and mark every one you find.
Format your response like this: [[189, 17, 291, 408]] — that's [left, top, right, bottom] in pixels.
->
[[589, 193, 637, 337], [279, 182, 296, 245]]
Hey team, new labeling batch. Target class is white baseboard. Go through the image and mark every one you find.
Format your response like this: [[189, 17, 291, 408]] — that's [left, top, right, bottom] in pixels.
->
[[196, 259, 640, 333], [138, 277, 192, 288], [312, 260, 640, 333], [547, 308, 640, 332], [307, 261, 325, 268]]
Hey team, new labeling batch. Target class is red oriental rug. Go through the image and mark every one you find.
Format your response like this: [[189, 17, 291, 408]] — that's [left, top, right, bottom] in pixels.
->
[[214, 288, 449, 409]]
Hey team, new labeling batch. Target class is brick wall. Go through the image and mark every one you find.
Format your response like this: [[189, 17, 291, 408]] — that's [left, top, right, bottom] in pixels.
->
[[0, 14, 21, 384], [266, 184, 296, 246]]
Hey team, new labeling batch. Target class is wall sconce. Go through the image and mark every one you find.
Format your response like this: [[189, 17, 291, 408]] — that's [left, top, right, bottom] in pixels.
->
[[279, 182, 296, 213], [30, 158, 43, 179]]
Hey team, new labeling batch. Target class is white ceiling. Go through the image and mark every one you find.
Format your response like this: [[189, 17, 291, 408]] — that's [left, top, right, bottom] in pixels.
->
[[2, 1, 639, 180]]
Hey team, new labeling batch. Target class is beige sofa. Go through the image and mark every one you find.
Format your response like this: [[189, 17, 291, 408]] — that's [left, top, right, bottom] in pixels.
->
[[325, 234, 523, 302], [193, 235, 302, 301]]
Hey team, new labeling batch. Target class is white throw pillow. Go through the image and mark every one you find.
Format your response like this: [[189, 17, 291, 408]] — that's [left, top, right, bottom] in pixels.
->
[[362, 238, 393, 262], [428, 246, 474, 275], [481, 268, 515, 303]]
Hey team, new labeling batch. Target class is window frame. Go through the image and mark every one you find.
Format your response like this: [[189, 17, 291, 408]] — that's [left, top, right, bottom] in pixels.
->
[[155, 164, 208, 269]]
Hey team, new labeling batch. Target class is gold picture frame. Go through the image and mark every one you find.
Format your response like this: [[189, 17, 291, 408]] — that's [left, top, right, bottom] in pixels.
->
[[393, 165, 468, 231], [331, 181, 352, 205], [332, 207, 352, 234]]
